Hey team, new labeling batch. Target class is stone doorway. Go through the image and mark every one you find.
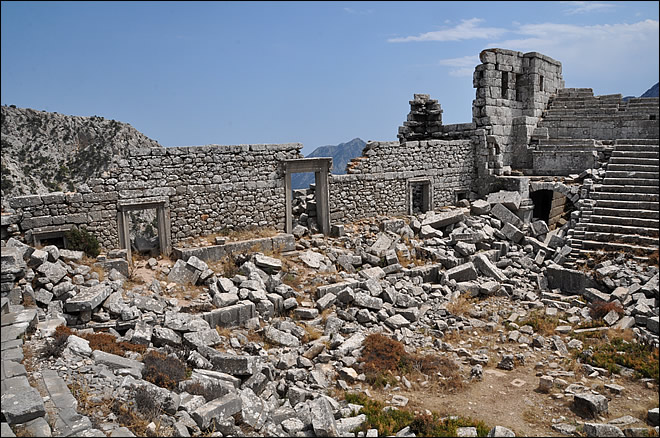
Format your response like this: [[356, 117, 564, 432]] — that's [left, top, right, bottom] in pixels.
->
[[117, 197, 172, 262], [283, 158, 332, 235], [408, 178, 432, 214]]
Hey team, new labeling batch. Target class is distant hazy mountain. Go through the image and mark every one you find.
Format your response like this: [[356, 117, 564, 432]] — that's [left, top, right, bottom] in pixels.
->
[[640, 82, 659, 98], [623, 82, 659, 101], [292, 138, 366, 189]]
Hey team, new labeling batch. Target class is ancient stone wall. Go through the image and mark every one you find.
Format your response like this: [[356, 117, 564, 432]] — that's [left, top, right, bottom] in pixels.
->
[[329, 139, 475, 222], [473, 49, 564, 173], [7, 143, 303, 250]]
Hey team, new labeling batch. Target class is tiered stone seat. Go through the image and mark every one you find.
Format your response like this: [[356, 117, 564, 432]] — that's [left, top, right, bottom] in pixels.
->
[[536, 89, 659, 141], [570, 139, 659, 257]]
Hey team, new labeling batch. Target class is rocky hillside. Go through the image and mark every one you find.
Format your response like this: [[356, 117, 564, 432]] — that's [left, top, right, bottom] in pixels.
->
[[1, 105, 162, 207], [292, 138, 366, 189]]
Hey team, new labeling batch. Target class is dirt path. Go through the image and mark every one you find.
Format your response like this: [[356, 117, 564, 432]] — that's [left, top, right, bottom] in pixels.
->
[[371, 360, 657, 436]]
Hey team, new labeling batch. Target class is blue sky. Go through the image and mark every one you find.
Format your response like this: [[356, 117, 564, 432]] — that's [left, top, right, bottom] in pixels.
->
[[2, 1, 658, 155]]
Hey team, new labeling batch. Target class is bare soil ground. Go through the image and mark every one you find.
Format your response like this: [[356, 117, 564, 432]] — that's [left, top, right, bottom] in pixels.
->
[[371, 357, 658, 436]]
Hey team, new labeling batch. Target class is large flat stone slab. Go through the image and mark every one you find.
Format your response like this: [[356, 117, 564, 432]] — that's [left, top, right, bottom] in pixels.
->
[[0, 376, 46, 424], [191, 393, 242, 430], [490, 203, 524, 229], [202, 301, 256, 328], [92, 350, 144, 373], [65, 284, 112, 312], [422, 209, 465, 230]]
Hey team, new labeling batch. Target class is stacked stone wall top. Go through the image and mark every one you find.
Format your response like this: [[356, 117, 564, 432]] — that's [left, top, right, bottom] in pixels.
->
[[330, 139, 475, 221], [6, 143, 303, 250]]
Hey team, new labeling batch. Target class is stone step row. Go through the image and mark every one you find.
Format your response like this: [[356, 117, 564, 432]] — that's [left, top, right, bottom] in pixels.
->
[[539, 114, 657, 121], [592, 207, 659, 219], [604, 170, 659, 180], [609, 156, 659, 166], [581, 231, 659, 247], [613, 144, 659, 152], [592, 199, 659, 211], [590, 191, 659, 202], [583, 222, 659, 238], [611, 150, 659, 159], [614, 138, 659, 145], [578, 239, 659, 255], [602, 177, 659, 186], [593, 184, 659, 194], [606, 163, 659, 172], [586, 214, 659, 229]]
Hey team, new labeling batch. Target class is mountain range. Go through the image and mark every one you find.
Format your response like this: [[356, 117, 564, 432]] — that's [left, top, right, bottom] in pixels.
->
[[291, 138, 366, 190], [1, 105, 161, 209]]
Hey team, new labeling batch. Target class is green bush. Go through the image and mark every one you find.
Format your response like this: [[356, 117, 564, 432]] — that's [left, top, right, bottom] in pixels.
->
[[65, 227, 101, 258]]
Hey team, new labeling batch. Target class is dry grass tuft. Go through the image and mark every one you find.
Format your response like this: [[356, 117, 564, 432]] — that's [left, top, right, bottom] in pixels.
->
[[445, 294, 474, 317]]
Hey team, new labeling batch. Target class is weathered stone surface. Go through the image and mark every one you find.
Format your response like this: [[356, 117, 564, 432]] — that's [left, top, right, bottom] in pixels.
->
[[167, 259, 200, 285], [202, 301, 256, 328], [311, 397, 338, 437], [353, 292, 383, 311], [183, 328, 222, 348], [471, 199, 491, 215], [446, 262, 478, 282], [490, 203, 524, 229], [300, 250, 325, 269], [487, 425, 516, 437], [264, 326, 300, 347], [191, 393, 242, 430], [487, 190, 521, 210], [422, 209, 465, 229], [473, 254, 507, 282], [583, 423, 624, 437], [92, 350, 144, 373], [254, 254, 282, 274], [0, 376, 46, 424], [574, 393, 608, 418], [36, 261, 67, 284], [152, 326, 182, 347], [546, 265, 598, 294], [65, 283, 113, 313]]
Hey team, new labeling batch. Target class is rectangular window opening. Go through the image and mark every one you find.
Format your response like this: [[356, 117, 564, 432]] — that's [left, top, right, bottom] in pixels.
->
[[515, 73, 524, 102], [539, 75, 544, 92], [501, 72, 509, 99]]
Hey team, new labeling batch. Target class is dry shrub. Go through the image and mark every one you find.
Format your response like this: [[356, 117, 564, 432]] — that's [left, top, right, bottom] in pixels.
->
[[589, 300, 624, 320], [41, 325, 74, 358], [361, 333, 406, 376], [133, 386, 161, 419], [445, 295, 474, 317], [302, 324, 322, 343], [82, 332, 146, 357], [517, 309, 560, 336], [142, 350, 187, 390]]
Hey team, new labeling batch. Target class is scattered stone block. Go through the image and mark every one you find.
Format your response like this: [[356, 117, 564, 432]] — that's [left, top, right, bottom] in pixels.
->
[[574, 393, 608, 418]]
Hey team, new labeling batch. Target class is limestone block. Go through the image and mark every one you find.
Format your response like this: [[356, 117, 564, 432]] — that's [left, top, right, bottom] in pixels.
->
[[490, 203, 523, 229], [573, 393, 608, 418], [167, 259, 201, 285], [65, 284, 113, 313], [191, 393, 242, 430], [487, 190, 521, 210], [446, 262, 478, 282]]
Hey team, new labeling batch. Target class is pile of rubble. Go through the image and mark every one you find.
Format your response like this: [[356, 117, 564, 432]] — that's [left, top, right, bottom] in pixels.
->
[[1, 192, 658, 437]]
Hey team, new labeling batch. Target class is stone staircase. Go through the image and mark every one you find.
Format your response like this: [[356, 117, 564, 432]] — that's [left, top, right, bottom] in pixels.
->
[[569, 139, 659, 259]]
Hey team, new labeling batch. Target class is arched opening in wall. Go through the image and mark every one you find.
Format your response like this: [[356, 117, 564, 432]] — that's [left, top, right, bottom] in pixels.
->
[[127, 209, 160, 257], [530, 189, 575, 231]]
